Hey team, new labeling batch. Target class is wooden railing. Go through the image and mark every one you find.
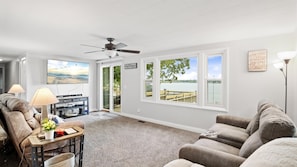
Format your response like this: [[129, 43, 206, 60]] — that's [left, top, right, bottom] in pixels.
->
[[146, 90, 197, 103]]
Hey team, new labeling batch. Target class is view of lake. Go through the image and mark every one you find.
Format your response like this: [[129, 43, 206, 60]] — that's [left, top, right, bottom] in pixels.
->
[[160, 82, 197, 92], [160, 81, 222, 104]]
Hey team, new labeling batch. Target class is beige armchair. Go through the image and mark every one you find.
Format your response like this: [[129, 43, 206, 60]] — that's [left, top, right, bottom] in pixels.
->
[[0, 93, 84, 166]]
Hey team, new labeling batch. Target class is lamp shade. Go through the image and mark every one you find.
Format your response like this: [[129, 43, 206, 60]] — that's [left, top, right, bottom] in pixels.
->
[[277, 51, 297, 60], [273, 62, 284, 69], [8, 84, 25, 94], [30, 88, 59, 106]]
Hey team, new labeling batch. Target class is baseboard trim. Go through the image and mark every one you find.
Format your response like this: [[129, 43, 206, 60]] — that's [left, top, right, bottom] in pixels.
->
[[114, 112, 205, 134]]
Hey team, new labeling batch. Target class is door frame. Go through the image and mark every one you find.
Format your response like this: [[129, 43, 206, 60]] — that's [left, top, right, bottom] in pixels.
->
[[99, 62, 122, 112]]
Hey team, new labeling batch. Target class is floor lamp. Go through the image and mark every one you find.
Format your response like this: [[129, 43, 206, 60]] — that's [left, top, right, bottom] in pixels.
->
[[274, 51, 296, 114], [30, 87, 59, 122]]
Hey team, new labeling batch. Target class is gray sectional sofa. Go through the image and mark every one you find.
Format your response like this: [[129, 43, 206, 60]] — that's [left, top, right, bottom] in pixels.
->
[[165, 100, 297, 167]]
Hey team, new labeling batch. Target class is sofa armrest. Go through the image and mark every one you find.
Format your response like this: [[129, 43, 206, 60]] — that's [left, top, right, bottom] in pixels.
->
[[179, 144, 245, 167], [216, 115, 250, 129]]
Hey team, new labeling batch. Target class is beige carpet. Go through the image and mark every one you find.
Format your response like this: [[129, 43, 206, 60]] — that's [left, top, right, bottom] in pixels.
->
[[66, 112, 199, 167]]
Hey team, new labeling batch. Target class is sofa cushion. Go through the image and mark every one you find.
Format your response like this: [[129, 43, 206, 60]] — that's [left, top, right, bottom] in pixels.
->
[[239, 130, 263, 158], [245, 113, 260, 135], [194, 138, 240, 155], [240, 138, 297, 167], [246, 99, 275, 135], [164, 159, 205, 167], [209, 123, 249, 144], [259, 107, 296, 143]]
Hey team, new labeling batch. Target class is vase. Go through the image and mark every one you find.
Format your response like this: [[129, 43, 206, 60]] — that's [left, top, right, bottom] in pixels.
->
[[45, 130, 55, 140]]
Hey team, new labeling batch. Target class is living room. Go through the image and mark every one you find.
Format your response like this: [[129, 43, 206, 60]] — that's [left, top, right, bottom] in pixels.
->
[[0, 0, 296, 166]]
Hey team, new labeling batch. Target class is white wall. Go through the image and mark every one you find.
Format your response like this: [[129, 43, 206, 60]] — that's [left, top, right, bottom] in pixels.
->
[[292, 28, 297, 123], [20, 33, 296, 132], [121, 33, 296, 131], [23, 54, 98, 111]]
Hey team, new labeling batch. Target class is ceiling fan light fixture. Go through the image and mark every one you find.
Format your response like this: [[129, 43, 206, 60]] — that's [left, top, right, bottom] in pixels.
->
[[105, 50, 117, 58]]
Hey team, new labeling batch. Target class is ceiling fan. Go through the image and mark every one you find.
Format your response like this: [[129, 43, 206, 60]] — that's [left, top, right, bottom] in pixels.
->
[[81, 38, 140, 58]]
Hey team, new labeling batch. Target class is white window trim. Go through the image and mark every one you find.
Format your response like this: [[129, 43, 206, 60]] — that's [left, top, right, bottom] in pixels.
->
[[141, 48, 229, 112]]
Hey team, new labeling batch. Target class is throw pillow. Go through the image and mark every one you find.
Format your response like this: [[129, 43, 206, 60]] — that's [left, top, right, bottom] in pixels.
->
[[34, 111, 64, 124], [239, 130, 264, 158]]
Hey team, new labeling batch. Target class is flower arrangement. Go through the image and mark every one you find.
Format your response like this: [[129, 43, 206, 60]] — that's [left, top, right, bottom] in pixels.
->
[[42, 119, 56, 131]]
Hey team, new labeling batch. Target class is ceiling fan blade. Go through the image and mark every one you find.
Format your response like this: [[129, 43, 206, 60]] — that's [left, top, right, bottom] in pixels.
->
[[116, 49, 140, 54], [84, 50, 100, 54], [115, 43, 127, 49], [80, 44, 102, 48]]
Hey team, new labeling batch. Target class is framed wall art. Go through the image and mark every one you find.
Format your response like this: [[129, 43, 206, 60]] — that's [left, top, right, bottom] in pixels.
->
[[248, 49, 267, 72], [47, 59, 89, 84]]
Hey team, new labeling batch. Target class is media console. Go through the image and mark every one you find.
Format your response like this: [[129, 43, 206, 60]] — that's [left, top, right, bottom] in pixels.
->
[[50, 94, 89, 118]]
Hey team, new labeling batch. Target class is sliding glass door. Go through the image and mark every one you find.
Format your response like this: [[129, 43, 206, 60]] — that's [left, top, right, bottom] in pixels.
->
[[101, 64, 121, 112]]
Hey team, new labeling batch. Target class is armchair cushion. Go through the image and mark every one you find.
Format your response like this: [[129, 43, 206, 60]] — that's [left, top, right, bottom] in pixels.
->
[[6, 97, 30, 113]]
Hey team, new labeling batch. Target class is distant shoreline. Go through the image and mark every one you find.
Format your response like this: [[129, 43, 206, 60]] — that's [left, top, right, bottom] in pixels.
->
[[47, 76, 88, 84]]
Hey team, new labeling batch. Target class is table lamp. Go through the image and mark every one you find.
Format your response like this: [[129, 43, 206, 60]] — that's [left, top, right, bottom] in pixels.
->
[[30, 88, 59, 122], [8, 84, 25, 97]]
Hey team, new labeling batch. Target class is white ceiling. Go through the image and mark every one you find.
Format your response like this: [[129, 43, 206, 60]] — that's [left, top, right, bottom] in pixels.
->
[[0, 0, 296, 60]]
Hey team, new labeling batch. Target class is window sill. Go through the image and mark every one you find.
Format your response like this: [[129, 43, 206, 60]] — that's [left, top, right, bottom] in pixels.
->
[[141, 99, 228, 113]]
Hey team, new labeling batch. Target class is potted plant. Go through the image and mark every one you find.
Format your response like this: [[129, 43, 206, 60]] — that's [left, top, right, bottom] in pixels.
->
[[42, 119, 56, 140]]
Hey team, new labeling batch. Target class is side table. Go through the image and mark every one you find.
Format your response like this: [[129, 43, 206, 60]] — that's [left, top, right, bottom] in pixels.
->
[[28, 126, 84, 167], [0, 123, 8, 166]]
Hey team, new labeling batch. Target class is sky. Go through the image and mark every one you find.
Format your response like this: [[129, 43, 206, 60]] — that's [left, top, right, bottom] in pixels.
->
[[176, 55, 222, 80], [48, 59, 89, 75]]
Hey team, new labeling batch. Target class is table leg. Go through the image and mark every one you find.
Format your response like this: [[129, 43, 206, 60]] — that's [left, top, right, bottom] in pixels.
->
[[1, 139, 7, 166], [31, 146, 38, 167], [79, 135, 84, 167], [40, 146, 44, 167]]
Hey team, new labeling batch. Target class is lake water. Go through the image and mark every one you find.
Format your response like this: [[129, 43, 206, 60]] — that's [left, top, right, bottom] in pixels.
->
[[160, 82, 222, 104], [160, 82, 197, 92]]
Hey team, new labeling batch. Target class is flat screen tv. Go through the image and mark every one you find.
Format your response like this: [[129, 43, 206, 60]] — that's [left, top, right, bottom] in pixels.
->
[[47, 59, 89, 84]]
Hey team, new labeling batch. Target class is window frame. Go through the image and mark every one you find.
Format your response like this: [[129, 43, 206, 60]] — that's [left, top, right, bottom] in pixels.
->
[[141, 48, 228, 112]]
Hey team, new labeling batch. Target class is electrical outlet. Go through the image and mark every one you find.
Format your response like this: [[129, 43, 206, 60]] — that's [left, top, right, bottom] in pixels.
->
[[137, 108, 141, 113]]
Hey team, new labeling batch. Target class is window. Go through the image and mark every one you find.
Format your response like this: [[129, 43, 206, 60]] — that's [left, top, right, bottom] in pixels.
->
[[159, 57, 198, 103], [141, 49, 228, 110], [206, 54, 223, 106], [144, 61, 154, 99]]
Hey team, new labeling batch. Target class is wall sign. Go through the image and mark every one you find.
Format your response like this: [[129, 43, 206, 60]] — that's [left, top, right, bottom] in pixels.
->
[[248, 49, 267, 72], [124, 63, 137, 69]]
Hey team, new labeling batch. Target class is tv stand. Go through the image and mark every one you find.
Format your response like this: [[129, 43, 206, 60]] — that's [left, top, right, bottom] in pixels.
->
[[50, 94, 89, 118]]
